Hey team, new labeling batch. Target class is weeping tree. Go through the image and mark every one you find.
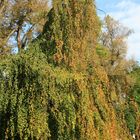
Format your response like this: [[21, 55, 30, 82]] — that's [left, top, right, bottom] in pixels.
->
[[0, 0, 134, 140], [41, 0, 100, 71], [0, 50, 51, 139]]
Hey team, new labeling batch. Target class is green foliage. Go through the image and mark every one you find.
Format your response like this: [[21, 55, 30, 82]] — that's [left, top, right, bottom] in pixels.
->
[[40, 0, 100, 70], [0, 50, 50, 139], [130, 67, 140, 107], [96, 45, 110, 58], [0, 0, 136, 140], [125, 106, 136, 134], [0, 48, 133, 139], [127, 66, 140, 138]]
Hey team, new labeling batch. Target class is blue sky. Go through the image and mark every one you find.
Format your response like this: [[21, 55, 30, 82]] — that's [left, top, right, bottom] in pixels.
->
[[96, 0, 140, 62]]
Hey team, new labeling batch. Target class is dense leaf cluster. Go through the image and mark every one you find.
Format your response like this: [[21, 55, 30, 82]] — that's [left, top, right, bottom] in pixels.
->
[[0, 0, 139, 140]]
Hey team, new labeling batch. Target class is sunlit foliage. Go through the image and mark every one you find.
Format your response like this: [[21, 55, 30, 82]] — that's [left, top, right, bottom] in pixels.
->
[[0, 0, 139, 140]]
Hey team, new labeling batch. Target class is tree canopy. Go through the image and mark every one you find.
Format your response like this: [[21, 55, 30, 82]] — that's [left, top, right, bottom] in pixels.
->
[[0, 0, 139, 140]]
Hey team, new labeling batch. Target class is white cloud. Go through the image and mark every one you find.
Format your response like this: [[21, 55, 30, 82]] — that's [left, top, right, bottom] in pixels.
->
[[108, 0, 140, 61]]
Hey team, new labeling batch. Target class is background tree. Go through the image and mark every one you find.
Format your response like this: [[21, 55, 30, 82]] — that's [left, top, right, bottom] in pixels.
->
[[0, 0, 48, 54], [99, 15, 135, 94], [0, 0, 12, 54], [98, 15, 139, 136], [99, 15, 133, 75]]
